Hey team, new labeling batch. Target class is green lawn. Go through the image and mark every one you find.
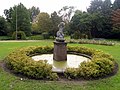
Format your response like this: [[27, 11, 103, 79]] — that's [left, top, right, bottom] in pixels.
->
[[0, 40, 120, 90]]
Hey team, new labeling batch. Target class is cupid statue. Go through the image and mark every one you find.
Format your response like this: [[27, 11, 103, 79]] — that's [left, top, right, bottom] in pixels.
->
[[56, 22, 65, 42]]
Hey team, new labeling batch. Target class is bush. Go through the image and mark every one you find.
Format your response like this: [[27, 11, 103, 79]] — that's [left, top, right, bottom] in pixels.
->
[[12, 31, 26, 40], [28, 35, 44, 40], [42, 32, 50, 39], [66, 46, 115, 79], [5, 46, 115, 80], [0, 36, 11, 40], [5, 46, 58, 80]]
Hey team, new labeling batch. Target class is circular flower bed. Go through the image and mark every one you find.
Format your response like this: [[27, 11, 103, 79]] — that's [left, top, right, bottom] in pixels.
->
[[4, 46, 115, 80]]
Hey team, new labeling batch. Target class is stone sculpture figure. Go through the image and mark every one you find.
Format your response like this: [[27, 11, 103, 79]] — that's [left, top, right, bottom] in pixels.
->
[[56, 22, 65, 42]]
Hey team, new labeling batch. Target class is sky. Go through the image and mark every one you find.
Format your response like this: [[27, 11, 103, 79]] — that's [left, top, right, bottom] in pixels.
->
[[0, 0, 115, 16]]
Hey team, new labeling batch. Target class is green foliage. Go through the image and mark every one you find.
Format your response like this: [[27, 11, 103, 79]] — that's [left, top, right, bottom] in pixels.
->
[[42, 32, 50, 39], [50, 11, 62, 38], [28, 35, 44, 40], [12, 31, 26, 40], [78, 58, 114, 79], [0, 36, 11, 40], [0, 16, 8, 36], [5, 46, 58, 80], [0, 41, 119, 90], [66, 46, 115, 79], [37, 12, 52, 33], [4, 3, 31, 36], [71, 32, 88, 39], [5, 45, 115, 80], [113, 0, 120, 10], [64, 68, 78, 79], [31, 23, 39, 34]]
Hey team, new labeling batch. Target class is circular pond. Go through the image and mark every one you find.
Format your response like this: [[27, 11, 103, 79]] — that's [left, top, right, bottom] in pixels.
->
[[32, 54, 90, 73]]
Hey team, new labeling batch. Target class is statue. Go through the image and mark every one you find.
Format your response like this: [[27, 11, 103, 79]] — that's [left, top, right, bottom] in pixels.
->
[[56, 22, 65, 42]]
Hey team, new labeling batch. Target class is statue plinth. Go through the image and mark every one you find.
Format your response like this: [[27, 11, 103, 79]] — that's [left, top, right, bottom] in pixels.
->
[[53, 41, 67, 61]]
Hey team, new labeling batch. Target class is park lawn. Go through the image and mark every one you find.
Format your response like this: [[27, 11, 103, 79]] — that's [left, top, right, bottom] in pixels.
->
[[0, 40, 120, 90]]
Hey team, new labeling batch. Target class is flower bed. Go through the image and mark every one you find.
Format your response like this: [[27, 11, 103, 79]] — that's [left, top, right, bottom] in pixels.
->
[[5, 46, 115, 80], [68, 39, 116, 46]]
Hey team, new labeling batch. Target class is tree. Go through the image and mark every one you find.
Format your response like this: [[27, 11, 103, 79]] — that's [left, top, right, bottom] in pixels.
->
[[4, 3, 31, 36], [102, 0, 112, 14], [50, 11, 62, 38], [29, 6, 40, 22], [69, 10, 82, 35], [4, 8, 13, 23], [31, 22, 39, 34], [87, 0, 113, 38], [113, 0, 120, 10], [37, 12, 52, 33], [101, 0, 112, 38], [0, 16, 8, 35], [87, 0, 103, 13], [69, 10, 92, 38], [112, 9, 120, 38]]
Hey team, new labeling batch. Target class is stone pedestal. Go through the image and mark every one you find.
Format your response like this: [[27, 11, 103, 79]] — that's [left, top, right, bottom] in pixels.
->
[[53, 41, 67, 61]]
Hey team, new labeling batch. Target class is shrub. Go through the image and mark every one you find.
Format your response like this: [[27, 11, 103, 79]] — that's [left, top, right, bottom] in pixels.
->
[[28, 35, 44, 40], [5, 46, 58, 80], [42, 32, 50, 39], [12, 31, 26, 40], [5, 46, 115, 80], [77, 58, 114, 79], [66, 46, 115, 79], [64, 68, 78, 79]]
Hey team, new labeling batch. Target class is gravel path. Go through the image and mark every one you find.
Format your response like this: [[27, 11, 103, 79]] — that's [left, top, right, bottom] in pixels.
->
[[0, 40, 41, 42]]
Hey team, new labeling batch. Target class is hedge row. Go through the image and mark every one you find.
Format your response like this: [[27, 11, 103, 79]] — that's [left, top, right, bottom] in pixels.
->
[[5, 46, 115, 80]]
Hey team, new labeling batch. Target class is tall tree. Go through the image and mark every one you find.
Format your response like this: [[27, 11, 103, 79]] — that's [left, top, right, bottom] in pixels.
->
[[101, 0, 112, 38], [113, 0, 120, 10], [4, 3, 31, 36], [87, 0, 113, 38], [102, 0, 112, 14], [50, 11, 62, 38], [37, 12, 52, 33], [0, 16, 8, 35], [87, 0, 103, 13], [112, 9, 120, 38], [69, 10, 82, 35]]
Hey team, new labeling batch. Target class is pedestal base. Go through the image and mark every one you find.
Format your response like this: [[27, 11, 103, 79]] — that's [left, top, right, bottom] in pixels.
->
[[53, 41, 67, 61]]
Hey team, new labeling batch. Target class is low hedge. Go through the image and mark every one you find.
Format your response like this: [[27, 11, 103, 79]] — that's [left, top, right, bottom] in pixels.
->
[[5, 46, 115, 80], [65, 46, 115, 79]]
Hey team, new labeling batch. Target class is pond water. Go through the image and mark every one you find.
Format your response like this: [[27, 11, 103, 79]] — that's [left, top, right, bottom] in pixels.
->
[[32, 54, 90, 73]]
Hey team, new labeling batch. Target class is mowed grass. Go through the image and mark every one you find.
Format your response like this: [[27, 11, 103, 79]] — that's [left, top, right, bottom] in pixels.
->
[[0, 40, 120, 90]]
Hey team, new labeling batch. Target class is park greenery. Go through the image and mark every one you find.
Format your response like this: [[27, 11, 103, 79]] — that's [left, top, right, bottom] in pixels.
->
[[0, 0, 120, 40], [0, 0, 120, 89], [5, 46, 115, 80], [0, 40, 119, 90]]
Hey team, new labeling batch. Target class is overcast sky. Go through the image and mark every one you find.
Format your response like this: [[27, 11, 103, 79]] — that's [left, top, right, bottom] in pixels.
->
[[0, 0, 115, 16]]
